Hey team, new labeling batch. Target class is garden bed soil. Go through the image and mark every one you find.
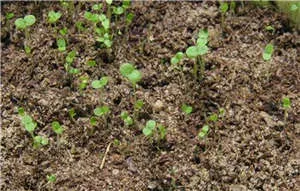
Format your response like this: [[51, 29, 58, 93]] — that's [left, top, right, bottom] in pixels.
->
[[1, 1, 300, 191]]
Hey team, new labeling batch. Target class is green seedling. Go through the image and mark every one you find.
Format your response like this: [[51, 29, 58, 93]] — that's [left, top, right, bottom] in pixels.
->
[[263, 43, 274, 61], [93, 105, 110, 127], [143, 120, 166, 142], [69, 108, 76, 119], [121, 111, 133, 126], [186, 29, 209, 79], [282, 97, 291, 122], [219, 2, 229, 30], [208, 113, 218, 122], [92, 76, 109, 104], [6, 13, 14, 20], [75, 21, 86, 32], [120, 63, 142, 103], [57, 38, 66, 52], [65, 50, 79, 74], [218, 107, 225, 118], [96, 32, 112, 48], [51, 121, 63, 146], [90, 116, 97, 126], [48, 11, 62, 24], [134, 99, 144, 110], [230, 1, 236, 14], [51, 121, 64, 135], [171, 52, 185, 66], [14, 15, 36, 54], [113, 138, 120, 146], [113, 6, 124, 15], [181, 104, 193, 115], [33, 135, 49, 149], [290, 3, 298, 11], [198, 125, 209, 139], [79, 75, 89, 91], [92, 3, 103, 11], [265, 25, 275, 33], [87, 60, 96, 67], [47, 174, 56, 183], [59, 27, 68, 36]]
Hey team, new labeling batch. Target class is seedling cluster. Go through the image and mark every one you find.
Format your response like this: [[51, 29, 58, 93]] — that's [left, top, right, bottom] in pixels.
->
[[143, 120, 166, 142]]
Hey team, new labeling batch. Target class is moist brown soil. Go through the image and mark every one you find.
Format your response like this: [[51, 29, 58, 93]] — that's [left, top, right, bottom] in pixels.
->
[[1, 1, 300, 191]]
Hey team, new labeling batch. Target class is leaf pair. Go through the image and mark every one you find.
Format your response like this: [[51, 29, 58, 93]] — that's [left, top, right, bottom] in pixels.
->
[[48, 11, 62, 24], [15, 15, 36, 30], [263, 43, 274, 61], [92, 76, 109, 89], [121, 111, 133, 126], [120, 63, 142, 85], [198, 125, 209, 139]]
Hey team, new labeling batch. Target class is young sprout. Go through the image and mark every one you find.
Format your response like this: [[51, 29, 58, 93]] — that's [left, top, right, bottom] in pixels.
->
[[14, 15, 36, 54], [263, 43, 274, 61], [57, 38, 66, 52], [208, 113, 218, 122], [91, 76, 109, 104], [143, 120, 167, 142], [47, 174, 56, 183], [198, 125, 209, 139], [120, 63, 142, 103], [6, 12, 14, 20], [181, 104, 193, 115], [134, 99, 144, 111], [218, 107, 225, 118], [113, 6, 124, 15], [48, 11, 62, 24], [90, 116, 97, 126], [171, 52, 185, 66], [282, 97, 291, 122], [120, 111, 133, 126], [92, 3, 103, 11], [21, 114, 37, 137], [186, 29, 209, 79], [75, 21, 86, 32], [265, 25, 275, 33], [69, 108, 76, 119], [87, 60, 96, 67], [65, 50, 79, 74], [79, 75, 89, 91], [143, 120, 156, 137], [59, 27, 68, 36], [219, 2, 229, 30], [33, 135, 49, 149], [93, 105, 110, 127], [290, 3, 298, 11], [51, 121, 64, 146]]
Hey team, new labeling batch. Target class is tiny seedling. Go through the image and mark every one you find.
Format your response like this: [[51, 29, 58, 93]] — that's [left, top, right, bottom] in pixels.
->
[[208, 113, 218, 122], [48, 11, 62, 24], [263, 43, 274, 61], [14, 15, 36, 54], [198, 125, 209, 139], [6, 12, 14, 20], [143, 120, 166, 142], [290, 3, 298, 11], [65, 50, 79, 74], [186, 29, 209, 79], [93, 105, 110, 127], [120, 63, 142, 103], [57, 38, 66, 52], [120, 111, 133, 126], [79, 75, 89, 91], [219, 2, 229, 30], [51, 121, 64, 135], [47, 174, 56, 183], [113, 6, 124, 15], [218, 107, 225, 118], [59, 27, 68, 36], [181, 104, 193, 115], [92, 3, 103, 11], [265, 25, 275, 33], [134, 99, 144, 111], [91, 76, 109, 104], [282, 97, 291, 122], [51, 121, 63, 146], [33, 135, 49, 149], [171, 52, 185, 66], [69, 108, 76, 119], [87, 60, 96, 67]]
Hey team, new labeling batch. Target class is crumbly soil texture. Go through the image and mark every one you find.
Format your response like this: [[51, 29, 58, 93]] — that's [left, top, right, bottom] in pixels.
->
[[1, 1, 299, 191]]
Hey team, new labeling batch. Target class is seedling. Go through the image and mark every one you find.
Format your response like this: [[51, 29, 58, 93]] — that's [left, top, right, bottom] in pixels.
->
[[48, 11, 62, 24], [282, 97, 291, 122], [92, 76, 109, 104], [59, 27, 68, 36], [198, 125, 209, 139], [208, 113, 218, 122], [120, 63, 142, 103], [87, 60, 96, 67], [51, 121, 63, 146], [33, 135, 49, 149], [20, 114, 37, 137], [265, 25, 275, 33], [143, 120, 167, 142], [263, 43, 274, 61], [93, 105, 110, 127], [47, 174, 56, 183], [181, 104, 193, 115], [64, 50, 79, 74], [6, 12, 14, 20], [79, 75, 89, 91], [120, 111, 133, 126], [186, 29, 209, 79], [75, 21, 86, 32], [171, 52, 185, 66], [219, 2, 229, 30], [57, 38, 66, 52], [69, 108, 76, 119], [92, 3, 103, 11], [14, 15, 36, 54], [134, 99, 144, 111], [218, 107, 225, 118], [113, 6, 124, 15]]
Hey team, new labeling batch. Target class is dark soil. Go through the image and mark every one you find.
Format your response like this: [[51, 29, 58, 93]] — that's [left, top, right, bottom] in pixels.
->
[[1, 1, 299, 191]]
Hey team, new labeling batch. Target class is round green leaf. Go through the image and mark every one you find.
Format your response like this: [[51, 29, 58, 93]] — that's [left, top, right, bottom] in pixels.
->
[[48, 11, 62, 24], [24, 15, 36, 26], [171, 57, 179, 65], [91, 76, 109, 89], [143, 126, 153, 136], [113, 6, 124, 15], [198, 45, 209, 55], [25, 122, 37, 133], [202, 125, 210, 133], [186, 46, 200, 58], [127, 70, 142, 84], [51, 121, 63, 135], [94, 106, 110, 116], [181, 104, 193, 115], [146, 120, 156, 129], [120, 63, 135, 77], [15, 18, 26, 30]]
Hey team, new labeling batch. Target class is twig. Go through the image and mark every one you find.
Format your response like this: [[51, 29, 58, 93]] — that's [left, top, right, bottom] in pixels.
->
[[100, 142, 112, 169]]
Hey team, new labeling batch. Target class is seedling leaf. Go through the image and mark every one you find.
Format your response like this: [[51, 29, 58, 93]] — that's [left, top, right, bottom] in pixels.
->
[[181, 104, 193, 115], [51, 121, 63, 135], [94, 106, 110, 116], [91, 76, 109, 89]]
